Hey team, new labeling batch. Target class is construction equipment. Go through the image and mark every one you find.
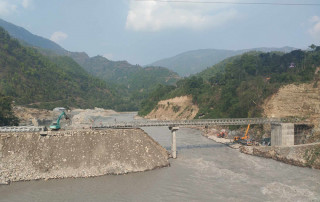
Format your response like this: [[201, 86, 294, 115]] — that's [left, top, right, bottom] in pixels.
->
[[217, 129, 227, 138], [234, 124, 252, 145], [50, 111, 69, 130]]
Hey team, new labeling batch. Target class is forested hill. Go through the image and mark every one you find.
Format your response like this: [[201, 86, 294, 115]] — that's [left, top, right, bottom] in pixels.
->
[[0, 19, 180, 99], [149, 47, 296, 76], [76, 55, 180, 91], [139, 46, 320, 118], [0, 27, 125, 110]]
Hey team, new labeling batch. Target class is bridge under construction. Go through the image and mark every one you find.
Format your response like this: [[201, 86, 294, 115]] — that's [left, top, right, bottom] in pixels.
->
[[92, 118, 281, 129], [0, 117, 300, 159]]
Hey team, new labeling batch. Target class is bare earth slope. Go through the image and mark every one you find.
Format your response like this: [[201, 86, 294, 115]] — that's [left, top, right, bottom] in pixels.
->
[[263, 82, 320, 119], [263, 82, 320, 140], [145, 96, 199, 120]]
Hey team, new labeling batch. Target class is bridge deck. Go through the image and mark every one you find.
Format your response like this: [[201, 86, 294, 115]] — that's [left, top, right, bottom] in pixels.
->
[[93, 118, 281, 129], [0, 126, 46, 133]]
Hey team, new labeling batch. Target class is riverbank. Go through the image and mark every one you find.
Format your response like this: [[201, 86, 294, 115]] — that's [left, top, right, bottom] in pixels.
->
[[197, 126, 320, 169], [240, 143, 320, 169], [0, 129, 169, 184]]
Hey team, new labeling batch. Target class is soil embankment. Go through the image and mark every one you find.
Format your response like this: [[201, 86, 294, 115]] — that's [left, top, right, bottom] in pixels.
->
[[145, 96, 199, 120], [0, 129, 169, 184]]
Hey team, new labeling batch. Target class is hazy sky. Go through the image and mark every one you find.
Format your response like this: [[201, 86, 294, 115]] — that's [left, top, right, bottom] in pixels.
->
[[0, 0, 319, 65]]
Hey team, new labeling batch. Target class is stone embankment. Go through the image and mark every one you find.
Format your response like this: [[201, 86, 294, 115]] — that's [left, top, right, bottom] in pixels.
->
[[0, 129, 169, 184], [199, 127, 320, 169], [240, 143, 320, 169]]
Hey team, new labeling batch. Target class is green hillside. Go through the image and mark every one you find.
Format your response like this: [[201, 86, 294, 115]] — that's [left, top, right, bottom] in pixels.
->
[[0, 27, 125, 110], [75, 55, 180, 92], [0, 18, 180, 109], [0, 93, 19, 126], [149, 47, 296, 76], [78, 55, 141, 84], [139, 46, 320, 118]]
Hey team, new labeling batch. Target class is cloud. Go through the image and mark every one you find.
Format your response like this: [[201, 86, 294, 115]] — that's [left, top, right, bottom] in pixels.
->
[[309, 16, 320, 40], [50, 31, 68, 43], [22, 0, 32, 9], [126, 0, 238, 31], [0, 0, 17, 16], [0, 0, 32, 16]]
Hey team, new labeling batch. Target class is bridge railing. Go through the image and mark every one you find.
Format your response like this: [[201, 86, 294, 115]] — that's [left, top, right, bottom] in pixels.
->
[[93, 118, 281, 129], [0, 126, 46, 133]]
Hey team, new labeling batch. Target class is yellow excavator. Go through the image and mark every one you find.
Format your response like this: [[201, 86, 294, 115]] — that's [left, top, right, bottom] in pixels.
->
[[234, 124, 252, 146]]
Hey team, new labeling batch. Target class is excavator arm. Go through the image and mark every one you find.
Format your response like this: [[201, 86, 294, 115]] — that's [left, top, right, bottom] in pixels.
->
[[50, 111, 69, 130]]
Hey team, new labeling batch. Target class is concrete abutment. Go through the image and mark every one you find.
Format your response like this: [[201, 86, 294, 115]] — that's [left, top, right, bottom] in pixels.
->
[[271, 123, 294, 146]]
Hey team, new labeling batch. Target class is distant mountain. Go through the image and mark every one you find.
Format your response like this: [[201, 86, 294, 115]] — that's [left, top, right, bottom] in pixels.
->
[[0, 18, 179, 92], [149, 47, 297, 76], [0, 18, 67, 54], [73, 55, 179, 92], [0, 27, 125, 110]]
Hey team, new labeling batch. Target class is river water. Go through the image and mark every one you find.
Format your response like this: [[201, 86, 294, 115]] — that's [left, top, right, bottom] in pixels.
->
[[1, 113, 320, 201]]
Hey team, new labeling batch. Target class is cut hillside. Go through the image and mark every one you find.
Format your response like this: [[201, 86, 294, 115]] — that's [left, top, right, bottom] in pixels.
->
[[263, 81, 320, 139], [263, 82, 320, 119], [145, 96, 198, 120]]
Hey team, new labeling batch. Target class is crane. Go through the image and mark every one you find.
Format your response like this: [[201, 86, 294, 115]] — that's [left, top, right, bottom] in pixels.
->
[[49, 111, 69, 130], [234, 124, 252, 145]]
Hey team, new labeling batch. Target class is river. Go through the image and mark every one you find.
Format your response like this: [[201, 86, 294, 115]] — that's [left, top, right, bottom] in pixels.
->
[[0, 113, 319, 201]]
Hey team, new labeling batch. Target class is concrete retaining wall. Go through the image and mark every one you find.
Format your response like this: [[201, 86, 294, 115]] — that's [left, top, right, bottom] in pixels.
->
[[0, 129, 169, 184]]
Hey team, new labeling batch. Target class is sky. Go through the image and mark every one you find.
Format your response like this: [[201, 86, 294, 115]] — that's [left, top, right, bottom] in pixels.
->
[[0, 0, 319, 65]]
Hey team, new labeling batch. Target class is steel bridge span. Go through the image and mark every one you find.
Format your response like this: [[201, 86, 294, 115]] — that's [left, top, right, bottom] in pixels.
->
[[92, 118, 288, 159], [92, 118, 281, 129]]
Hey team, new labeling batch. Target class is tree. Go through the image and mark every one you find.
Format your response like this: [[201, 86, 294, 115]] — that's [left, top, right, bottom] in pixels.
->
[[0, 94, 19, 126], [309, 44, 316, 50]]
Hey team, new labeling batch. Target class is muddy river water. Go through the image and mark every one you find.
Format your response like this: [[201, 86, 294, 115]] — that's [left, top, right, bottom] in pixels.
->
[[1, 113, 320, 201]]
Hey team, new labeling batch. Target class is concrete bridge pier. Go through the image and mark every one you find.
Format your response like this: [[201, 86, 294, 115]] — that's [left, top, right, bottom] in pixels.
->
[[271, 123, 294, 146], [169, 126, 179, 159]]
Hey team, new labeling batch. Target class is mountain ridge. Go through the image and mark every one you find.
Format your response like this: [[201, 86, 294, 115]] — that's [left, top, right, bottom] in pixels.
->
[[149, 47, 297, 76], [0, 18, 67, 54], [0, 18, 179, 91]]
